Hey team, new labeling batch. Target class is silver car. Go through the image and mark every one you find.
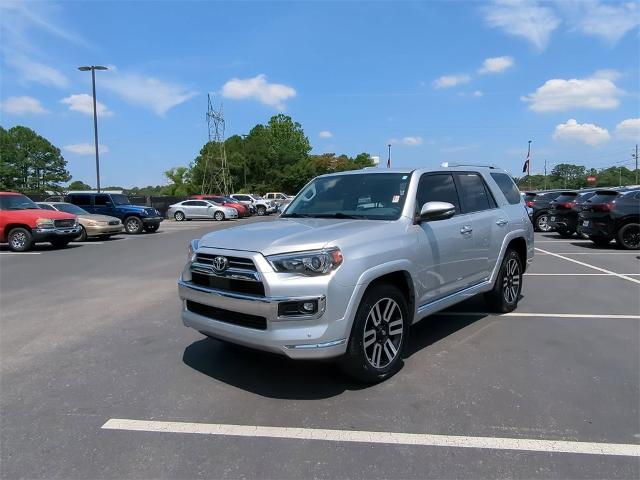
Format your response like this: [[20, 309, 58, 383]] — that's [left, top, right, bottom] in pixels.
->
[[167, 200, 238, 221], [178, 166, 534, 382]]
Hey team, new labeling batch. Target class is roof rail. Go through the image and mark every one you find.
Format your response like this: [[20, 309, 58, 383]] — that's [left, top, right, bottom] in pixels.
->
[[440, 162, 498, 169]]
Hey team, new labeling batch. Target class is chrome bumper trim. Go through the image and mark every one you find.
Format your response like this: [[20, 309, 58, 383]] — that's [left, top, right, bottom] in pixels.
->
[[284, 338, 346, 350]]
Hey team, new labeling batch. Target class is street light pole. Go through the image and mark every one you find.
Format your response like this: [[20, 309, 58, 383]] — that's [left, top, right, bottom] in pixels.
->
[[78, 65, 108, 192]]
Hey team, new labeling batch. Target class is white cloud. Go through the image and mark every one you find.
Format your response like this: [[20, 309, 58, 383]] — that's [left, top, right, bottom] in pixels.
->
[[483, 0, 560, 51], [0, 96, 49, 115], [63, 143, 109, 155], [102, 73, 196, 116], [522, 73, 623, 112], [459, 90, 484, 98], [553, 119, 610, 146], [478, 56, 514, 74], [432, 74, 471, 89], [222, 74, 296, 111], [318, 130, 333, 138], [615, 118, 640, 140], [472, 90, 484, 97], [61, 94, 113, 117], [568, 0, 640, 44], [389, 136, 424, 146], [6, 55, 68, 88]]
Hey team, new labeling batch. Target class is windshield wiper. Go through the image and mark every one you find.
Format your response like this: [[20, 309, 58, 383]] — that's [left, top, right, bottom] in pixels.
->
[[281, 212, 315, 218]]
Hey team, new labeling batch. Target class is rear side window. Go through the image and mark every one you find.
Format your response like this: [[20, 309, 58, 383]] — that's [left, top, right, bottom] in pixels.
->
[[69, 194, 91, 206], [94, 195, 111, 206], [416, 174, 460, 214], [455, 173, 495, 213], [490, 173, 521, 205]]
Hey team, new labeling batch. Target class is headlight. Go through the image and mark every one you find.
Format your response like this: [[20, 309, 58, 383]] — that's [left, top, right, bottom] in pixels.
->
[[187, 238, 199, 261], [85, 219, 100, 226], [267, 248, 343, 275], [35, 218, 55, 229]]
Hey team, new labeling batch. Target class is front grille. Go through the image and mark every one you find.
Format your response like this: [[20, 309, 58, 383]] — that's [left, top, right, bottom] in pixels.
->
[[195, 253, 257, 271], [191, 272, 265, 296], [186, 300, 267, 330], [145, 208, 157, 215], [54, 219, 75, 228], [108, 220, 120, 226]]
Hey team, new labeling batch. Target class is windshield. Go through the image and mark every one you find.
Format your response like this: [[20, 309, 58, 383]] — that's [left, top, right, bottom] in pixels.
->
[[56, 203, 88, 215], [282, 172, 411, 220], [0, 194, 40, 210], [110, 194, 131, 205], [251, 194, 263, 200]]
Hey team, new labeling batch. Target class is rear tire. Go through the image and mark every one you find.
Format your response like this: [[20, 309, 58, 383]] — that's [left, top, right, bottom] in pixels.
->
[[617, 223, 640, 250], [557, 228, 574, 238], [124, 216, 143, 234], [340, 284, 409, 384], [7, 227, 34, 252], [257, 205, 266, 216], [589, 236, 611, 247], [484, 249, 523, 313], [174, 211, 185, 222], [534, 213, 552, 232]]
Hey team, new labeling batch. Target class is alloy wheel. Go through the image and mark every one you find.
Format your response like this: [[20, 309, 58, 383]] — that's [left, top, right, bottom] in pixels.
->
[[502, 258, 521, 304], [10, 231, 27, 250], [621, 225, 640, 249], [363, 298, 404, 369], [214, 211, 224, 221], [174, 212, 185, 221], [126, 218, 141, 233], [536, 214, 551, 232]]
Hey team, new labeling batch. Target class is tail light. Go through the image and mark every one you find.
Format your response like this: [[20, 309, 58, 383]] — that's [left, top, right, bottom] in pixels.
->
[[525, 200, 534, 207], [560, 201, 576, 209], [592, 202, 615, 212]]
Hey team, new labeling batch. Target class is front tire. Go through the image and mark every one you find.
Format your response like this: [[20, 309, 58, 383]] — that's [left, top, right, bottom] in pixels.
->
[[340, 284, 409, 383], [75, 226, 88, 242], [213, 211, 225, 221], [256, 205, 266, 216], [124, 216, 143, 234], [617, 223, 640, 250], [485, 249, 523, 313], [535, 213, 552, 232], [7, 227, 34, 252]]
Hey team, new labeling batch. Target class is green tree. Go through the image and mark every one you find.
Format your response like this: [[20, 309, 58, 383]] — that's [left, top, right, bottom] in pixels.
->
[[0, 125, 71, 192], [550, 163, 587, 189], [164, 167, 192, 196], [68, 180, 91, 190]]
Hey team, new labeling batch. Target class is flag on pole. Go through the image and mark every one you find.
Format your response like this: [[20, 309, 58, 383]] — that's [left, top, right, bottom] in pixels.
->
[[522, 142, 531, 174], [387, 156, 391, 168]]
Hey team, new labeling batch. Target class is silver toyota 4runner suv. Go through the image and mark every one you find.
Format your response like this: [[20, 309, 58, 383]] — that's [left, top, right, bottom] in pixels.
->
[[178, 166, 534, 382]]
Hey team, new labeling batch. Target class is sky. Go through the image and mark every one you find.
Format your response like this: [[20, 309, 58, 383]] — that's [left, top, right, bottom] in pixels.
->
[[0, 0, 639, 188]]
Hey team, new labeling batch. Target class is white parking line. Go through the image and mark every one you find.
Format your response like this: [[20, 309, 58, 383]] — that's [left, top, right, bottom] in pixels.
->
[[70, 242, 104, 245], [438, 312, 640, 319], [525, 273, 640, 276], [537, 252, 639, 255], [535, 247, 640, 285], [0, 252, 41, 255], [101, 419, 640, 457]]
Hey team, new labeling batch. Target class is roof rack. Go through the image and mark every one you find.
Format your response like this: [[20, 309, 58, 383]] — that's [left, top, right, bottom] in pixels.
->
[[440, 162, 498, 169]]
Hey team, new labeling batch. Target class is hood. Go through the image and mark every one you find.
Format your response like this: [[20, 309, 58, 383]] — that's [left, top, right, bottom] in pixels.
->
[[197, 217, 394, 256], [7, 209, 75, 221], [78, 214, 120, 222], [118, 204, 151, 213]]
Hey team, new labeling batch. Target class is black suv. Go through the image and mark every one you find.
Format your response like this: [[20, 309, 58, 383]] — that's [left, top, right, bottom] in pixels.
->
[[526, 191, 564, 232], [548, 190, 597, 237], [578, 190, 640, 249]]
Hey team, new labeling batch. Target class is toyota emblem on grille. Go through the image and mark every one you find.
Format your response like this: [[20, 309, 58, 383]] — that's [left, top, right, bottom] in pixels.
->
[[212, 256, 229, 273]]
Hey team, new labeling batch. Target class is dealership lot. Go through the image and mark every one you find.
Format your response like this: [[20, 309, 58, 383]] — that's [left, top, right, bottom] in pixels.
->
[[1, 220, 638, 479]]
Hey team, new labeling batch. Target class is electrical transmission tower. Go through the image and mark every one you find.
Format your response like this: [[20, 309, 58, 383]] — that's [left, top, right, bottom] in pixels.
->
[[200, 94, 233, 195]]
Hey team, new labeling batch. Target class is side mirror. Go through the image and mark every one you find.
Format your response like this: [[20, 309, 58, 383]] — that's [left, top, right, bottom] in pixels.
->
[[419, 201, 456, 222]]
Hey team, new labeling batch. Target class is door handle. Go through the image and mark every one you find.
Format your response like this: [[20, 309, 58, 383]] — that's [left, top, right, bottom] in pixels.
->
[[460, 225, 473, 235], [496, 218, 509, 226]]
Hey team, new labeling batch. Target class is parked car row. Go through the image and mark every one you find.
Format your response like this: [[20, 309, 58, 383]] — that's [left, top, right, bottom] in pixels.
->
[[525, 187, 639, 249], [170, 193, 280, 221]]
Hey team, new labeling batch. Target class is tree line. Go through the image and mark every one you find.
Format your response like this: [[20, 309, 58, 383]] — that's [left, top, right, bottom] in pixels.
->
[[516, 163, 639, 191]]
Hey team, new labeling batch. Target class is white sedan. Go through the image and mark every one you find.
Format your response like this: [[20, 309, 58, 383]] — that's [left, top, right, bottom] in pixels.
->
[[167, 200, 238, 221]]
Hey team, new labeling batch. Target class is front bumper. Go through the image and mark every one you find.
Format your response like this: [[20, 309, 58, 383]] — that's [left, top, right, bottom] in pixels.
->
[[142, 216, 163, 225], [85, 224, 124, 236], [33, 226, 81, 242], [179, 280, 347, 359]]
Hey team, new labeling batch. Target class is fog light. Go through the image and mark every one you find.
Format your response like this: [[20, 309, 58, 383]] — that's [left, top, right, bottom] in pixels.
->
[[302, 301, 315, 312], [278, 300, 319, 317]]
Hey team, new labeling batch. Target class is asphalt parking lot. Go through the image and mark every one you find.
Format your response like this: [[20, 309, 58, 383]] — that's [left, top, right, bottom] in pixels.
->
[[1, 219, 639, 479]]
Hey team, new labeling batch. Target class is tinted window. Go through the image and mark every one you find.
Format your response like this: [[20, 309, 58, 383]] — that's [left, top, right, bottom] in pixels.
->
[[69, 194, 91, 206], [490, 173, 521, 204], [416, 174, 460, 214], [0, 194, 40, 210], [182, 201, 197, 206], [576, 192, 596, 203], [235, 195, 249, 201], [456, 173, 493, 213], [554, 193, 578, 203], [56, 203, 88, 214], [193, 201, 208, 206], [110, 194, 131, 205], [94, 195, 111, 206], [589, 192, 619, 203]]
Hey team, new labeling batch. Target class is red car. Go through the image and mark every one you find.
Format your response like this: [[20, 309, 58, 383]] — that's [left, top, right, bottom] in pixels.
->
[[0, 192, 81, 252], [189, 194, 250, 217]]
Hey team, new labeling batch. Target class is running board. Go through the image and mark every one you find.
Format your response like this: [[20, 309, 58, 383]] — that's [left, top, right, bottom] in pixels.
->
[[415, 281, 492, 321]]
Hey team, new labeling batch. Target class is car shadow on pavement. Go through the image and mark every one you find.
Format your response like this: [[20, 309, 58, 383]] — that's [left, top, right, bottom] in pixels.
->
[[182, 338, 366, 400], [182, 298, 490, 399]]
